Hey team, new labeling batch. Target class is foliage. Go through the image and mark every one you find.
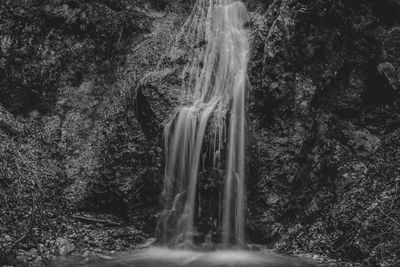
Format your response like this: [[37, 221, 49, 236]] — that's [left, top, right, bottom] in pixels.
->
[[0, 0, 150, 114]]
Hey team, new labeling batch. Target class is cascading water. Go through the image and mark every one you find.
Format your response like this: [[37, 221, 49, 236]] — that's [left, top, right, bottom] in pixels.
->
[[158, 0, 249, 247], [54, 1, 317, 266]]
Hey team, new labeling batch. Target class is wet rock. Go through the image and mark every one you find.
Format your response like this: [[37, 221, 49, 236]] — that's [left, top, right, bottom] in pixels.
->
[[248, 244, 262, 251], [270, 223, 283, 239], [55, 237, 76, 256], [267, 194, 281, 206], [201, 234, 216, 251], [377, 62, 400, 91]]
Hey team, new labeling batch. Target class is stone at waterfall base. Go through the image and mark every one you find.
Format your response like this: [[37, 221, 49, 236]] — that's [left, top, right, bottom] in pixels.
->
[[56, 238, 76, 256]]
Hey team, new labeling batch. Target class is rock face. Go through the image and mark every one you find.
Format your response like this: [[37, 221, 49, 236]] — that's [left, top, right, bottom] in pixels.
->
[[1, 0, 400, 266], [244, 0, 400, 265]]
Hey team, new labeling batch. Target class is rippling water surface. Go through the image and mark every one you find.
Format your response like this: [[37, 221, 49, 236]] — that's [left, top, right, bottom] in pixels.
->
[[55, 247, 317, 267]]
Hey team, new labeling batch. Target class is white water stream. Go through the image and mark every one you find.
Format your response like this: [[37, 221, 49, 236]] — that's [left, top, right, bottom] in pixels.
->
[[160, 0, 249, 246]]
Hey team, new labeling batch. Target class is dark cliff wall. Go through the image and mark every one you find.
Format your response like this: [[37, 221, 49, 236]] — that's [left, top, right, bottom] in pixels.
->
[[246, 0, 400, 265], [1, 0, 400, 265], [0, 1, 188, 259]]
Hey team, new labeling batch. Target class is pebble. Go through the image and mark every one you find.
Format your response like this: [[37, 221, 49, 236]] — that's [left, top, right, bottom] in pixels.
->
[[38, 243, 45, 253], [16, 255, 28, 262], [16, 249, 26, 254], [28, 248, 38, 256]]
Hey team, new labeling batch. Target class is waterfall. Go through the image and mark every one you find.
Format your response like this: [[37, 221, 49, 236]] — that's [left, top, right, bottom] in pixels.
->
[[158, 0, 249, 247]]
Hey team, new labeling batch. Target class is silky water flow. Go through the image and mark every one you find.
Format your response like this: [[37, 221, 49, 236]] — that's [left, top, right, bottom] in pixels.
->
[[158, 0, 249, 247], [55, 1, 318, 265]]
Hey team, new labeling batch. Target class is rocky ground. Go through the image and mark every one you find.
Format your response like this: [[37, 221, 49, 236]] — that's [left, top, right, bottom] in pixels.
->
[[1, 0, 179, 265], [1, 211, 147, 266]]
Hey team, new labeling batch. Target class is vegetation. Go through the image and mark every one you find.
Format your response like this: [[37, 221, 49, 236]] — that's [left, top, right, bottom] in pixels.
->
[[0, 0, 154, 265], [1, 0, 400, 266], [0, 0, 149, 114]]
